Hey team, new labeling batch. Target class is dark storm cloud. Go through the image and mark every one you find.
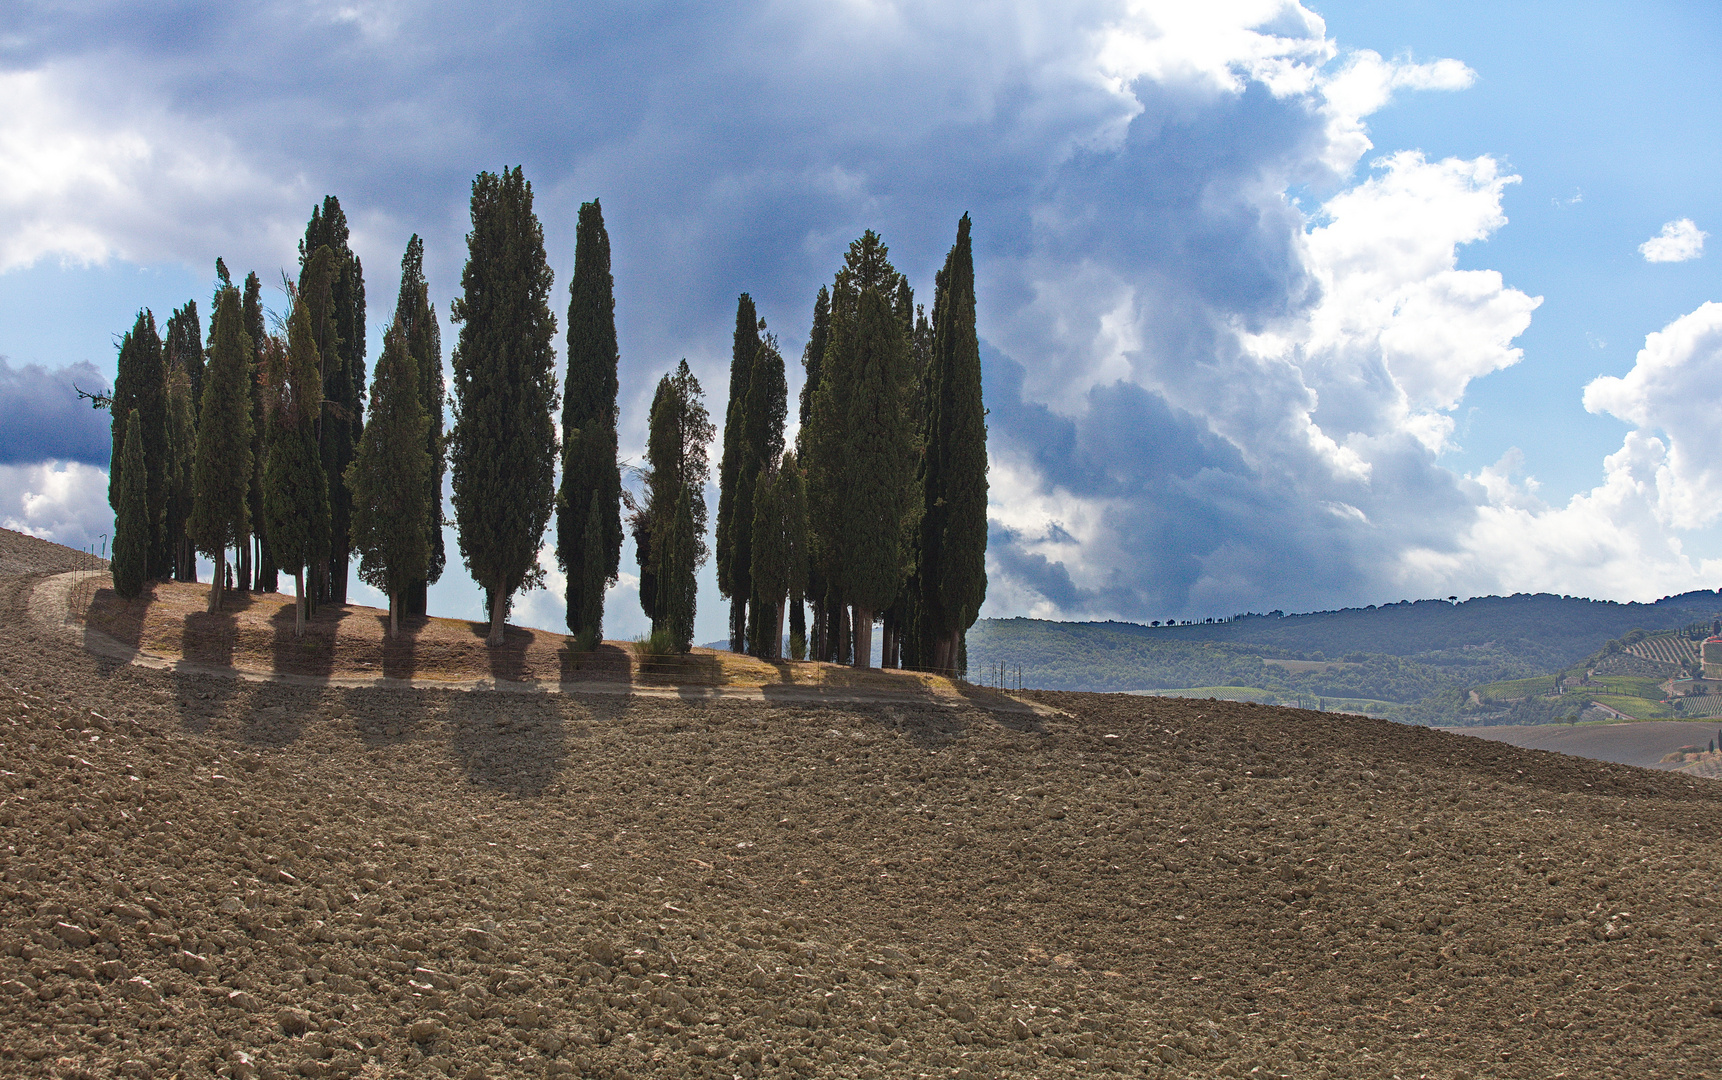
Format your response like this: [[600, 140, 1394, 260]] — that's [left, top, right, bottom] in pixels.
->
[[0, 358, 110, 466]]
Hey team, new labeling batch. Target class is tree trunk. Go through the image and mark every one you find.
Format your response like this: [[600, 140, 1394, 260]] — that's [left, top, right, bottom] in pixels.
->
[[208, 549, 224, 613], [729, 596, 746, 653], [389, 591, 399, 640], [773, 600, 786, 662], [852, 605, 873, 669], [238, 538, 252, 593], [294, 569, 305, 637], [881, 620, 896, 670], [833, 601, 850, 665], [488, 584, 506, 647]]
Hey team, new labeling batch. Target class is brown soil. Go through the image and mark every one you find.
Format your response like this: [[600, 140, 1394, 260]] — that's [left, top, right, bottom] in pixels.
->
[[1443, 720, 1722, 771], [5, 529, 1722, 1079]]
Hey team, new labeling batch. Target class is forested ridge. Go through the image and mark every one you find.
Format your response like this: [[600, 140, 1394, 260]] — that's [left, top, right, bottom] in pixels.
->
[[968, 590, 1722, 723]]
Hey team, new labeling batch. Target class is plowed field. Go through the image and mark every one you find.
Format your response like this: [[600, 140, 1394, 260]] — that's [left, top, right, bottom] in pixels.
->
[[4, 530, 1722, 1080]]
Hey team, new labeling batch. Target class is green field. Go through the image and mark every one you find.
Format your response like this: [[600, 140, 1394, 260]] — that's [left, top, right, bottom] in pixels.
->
[[1127, 687, 1405, 717], [1474, 675, 1559, 700], [1586, 675, 1669, 699], [1590, 693, 1675, 719]]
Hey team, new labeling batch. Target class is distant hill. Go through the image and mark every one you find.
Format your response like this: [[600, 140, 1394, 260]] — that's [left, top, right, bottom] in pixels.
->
[[965, 591, 1722, 723]]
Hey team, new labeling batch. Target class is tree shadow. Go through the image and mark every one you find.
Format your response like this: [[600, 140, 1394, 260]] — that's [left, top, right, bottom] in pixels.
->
[[557, 642, 633, 684], [267, 598, 347, 678], [234, 684, 319, 749], [82, 582, 154, 649], [443, 689, 567, 797], [463, 622, 549, 685], [180, 590, 243, 670], [377, 612, 428, 681]]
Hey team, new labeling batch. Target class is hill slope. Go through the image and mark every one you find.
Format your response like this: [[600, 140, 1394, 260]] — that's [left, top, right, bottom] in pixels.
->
[[4, 531, 1722, 1077]]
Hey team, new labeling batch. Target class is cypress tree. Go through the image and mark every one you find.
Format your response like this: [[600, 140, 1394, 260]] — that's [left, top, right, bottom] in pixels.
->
[[556, 199, 623, 643], [241, 271, 268, 593], [640, 360, 712, 651], [658, 484, 698, 654], [448, 167, 560, 648], [299, 197, 366, 605], [346, 324, 432, 638], [111, 409, 149, 599], [163, 302, 204, 582], [109, 310, 168, 579], [187, 282, 255, 614], [263, 301, 330, 636], [742, 332, 787, 658], [919, 214, 988, 675], [393, 236, 446, 617], [806, 231, 917, 668], [165, 300, 204, 419], [715, 294, 759, 651], [749, 450, 806, 662]]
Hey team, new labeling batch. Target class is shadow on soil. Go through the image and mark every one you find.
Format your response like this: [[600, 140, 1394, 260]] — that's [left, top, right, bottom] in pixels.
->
[[443, 689, 567, 797]]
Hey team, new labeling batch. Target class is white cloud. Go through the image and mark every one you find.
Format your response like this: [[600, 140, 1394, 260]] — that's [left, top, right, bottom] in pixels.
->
[[1639, 218, 1706, 263], [0, 460, 113, 554]]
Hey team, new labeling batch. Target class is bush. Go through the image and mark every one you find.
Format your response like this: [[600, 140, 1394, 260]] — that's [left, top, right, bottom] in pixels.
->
[[633, 628, 677, 657]]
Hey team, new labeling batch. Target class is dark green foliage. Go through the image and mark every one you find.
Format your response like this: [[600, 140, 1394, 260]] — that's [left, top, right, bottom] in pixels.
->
[[740, 333, 787, 656], [716, 293, 759, 649], [299, 197, 367, 604], [163, 364, 196, 583], [164, 301, 204, 417], [557, 200, 623, 641], [638, 361, 712, 652], [749, 451, 807, 661], [448, 167, 560, 646], [658, 485, 699, 654], [805, 231, 918, 665], [187, 284, 255, 610], [574, 495, 607, 649], [391, 236, 446, 616], [918, 214, 988, 673], [345, 325, 432, 637], [263, 300, 330, 633], [109, 310, 168, 578], [241, 272, 273, 593], [111, 409, 149, 599], [798, 286, 829, 428]]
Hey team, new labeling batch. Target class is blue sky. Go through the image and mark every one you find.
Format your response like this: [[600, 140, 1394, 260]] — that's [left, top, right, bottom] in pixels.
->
[[2, 0, 1720, 644]]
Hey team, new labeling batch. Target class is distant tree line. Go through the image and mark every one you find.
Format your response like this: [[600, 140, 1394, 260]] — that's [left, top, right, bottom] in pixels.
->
[[105, 168, 987, 670]]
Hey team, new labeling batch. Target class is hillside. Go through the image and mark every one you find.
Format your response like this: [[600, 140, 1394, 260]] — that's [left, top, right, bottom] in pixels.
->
[[967, 592, 1722, 723], [6, 531, 1722, 1078]]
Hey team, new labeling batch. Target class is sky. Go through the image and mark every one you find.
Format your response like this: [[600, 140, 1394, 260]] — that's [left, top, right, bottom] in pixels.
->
[[2, 0, 1720, 645]]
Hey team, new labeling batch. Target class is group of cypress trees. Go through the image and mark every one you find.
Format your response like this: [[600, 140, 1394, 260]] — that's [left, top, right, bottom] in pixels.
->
[[719, 217, 987, 673], [107, 196, 447, 638], [106, 170, 984, 673]]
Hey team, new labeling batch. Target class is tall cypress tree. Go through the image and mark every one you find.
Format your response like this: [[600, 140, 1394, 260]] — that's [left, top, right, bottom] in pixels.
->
[[164, 301, 204, 582], [187, 282, 255, 613], [639, 360, 712, 651], [556, 199, 623, 644], [263, 300, 330, 636], [109, 310, 168, 579], [241, 271, 268, 593], [918, 214, 988, 675], [111, 409, 149, 600], [750, 450, 806, 662], [449, 167, 560, 648], [793, 287, 829, 659], [299, 196, 366, 605], [346, 324, 432, 638], [742, 332, 787, 657], [806, 231, 917, 668], [165, 300, 205, 418], [393, 236, 446, 616], [715, 294, 759, 651]]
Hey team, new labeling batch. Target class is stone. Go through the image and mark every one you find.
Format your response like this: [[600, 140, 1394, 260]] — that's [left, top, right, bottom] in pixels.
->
[[278, 1008, 311, 1035], [52, 921, 92, 947]]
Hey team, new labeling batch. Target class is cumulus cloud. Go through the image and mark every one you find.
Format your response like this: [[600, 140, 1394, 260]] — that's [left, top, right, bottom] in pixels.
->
[[4, 0, 1694, 628], [0, 357, 112, 466], [1639, 218, 1706, 263], [0, 461, 113, 553]]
